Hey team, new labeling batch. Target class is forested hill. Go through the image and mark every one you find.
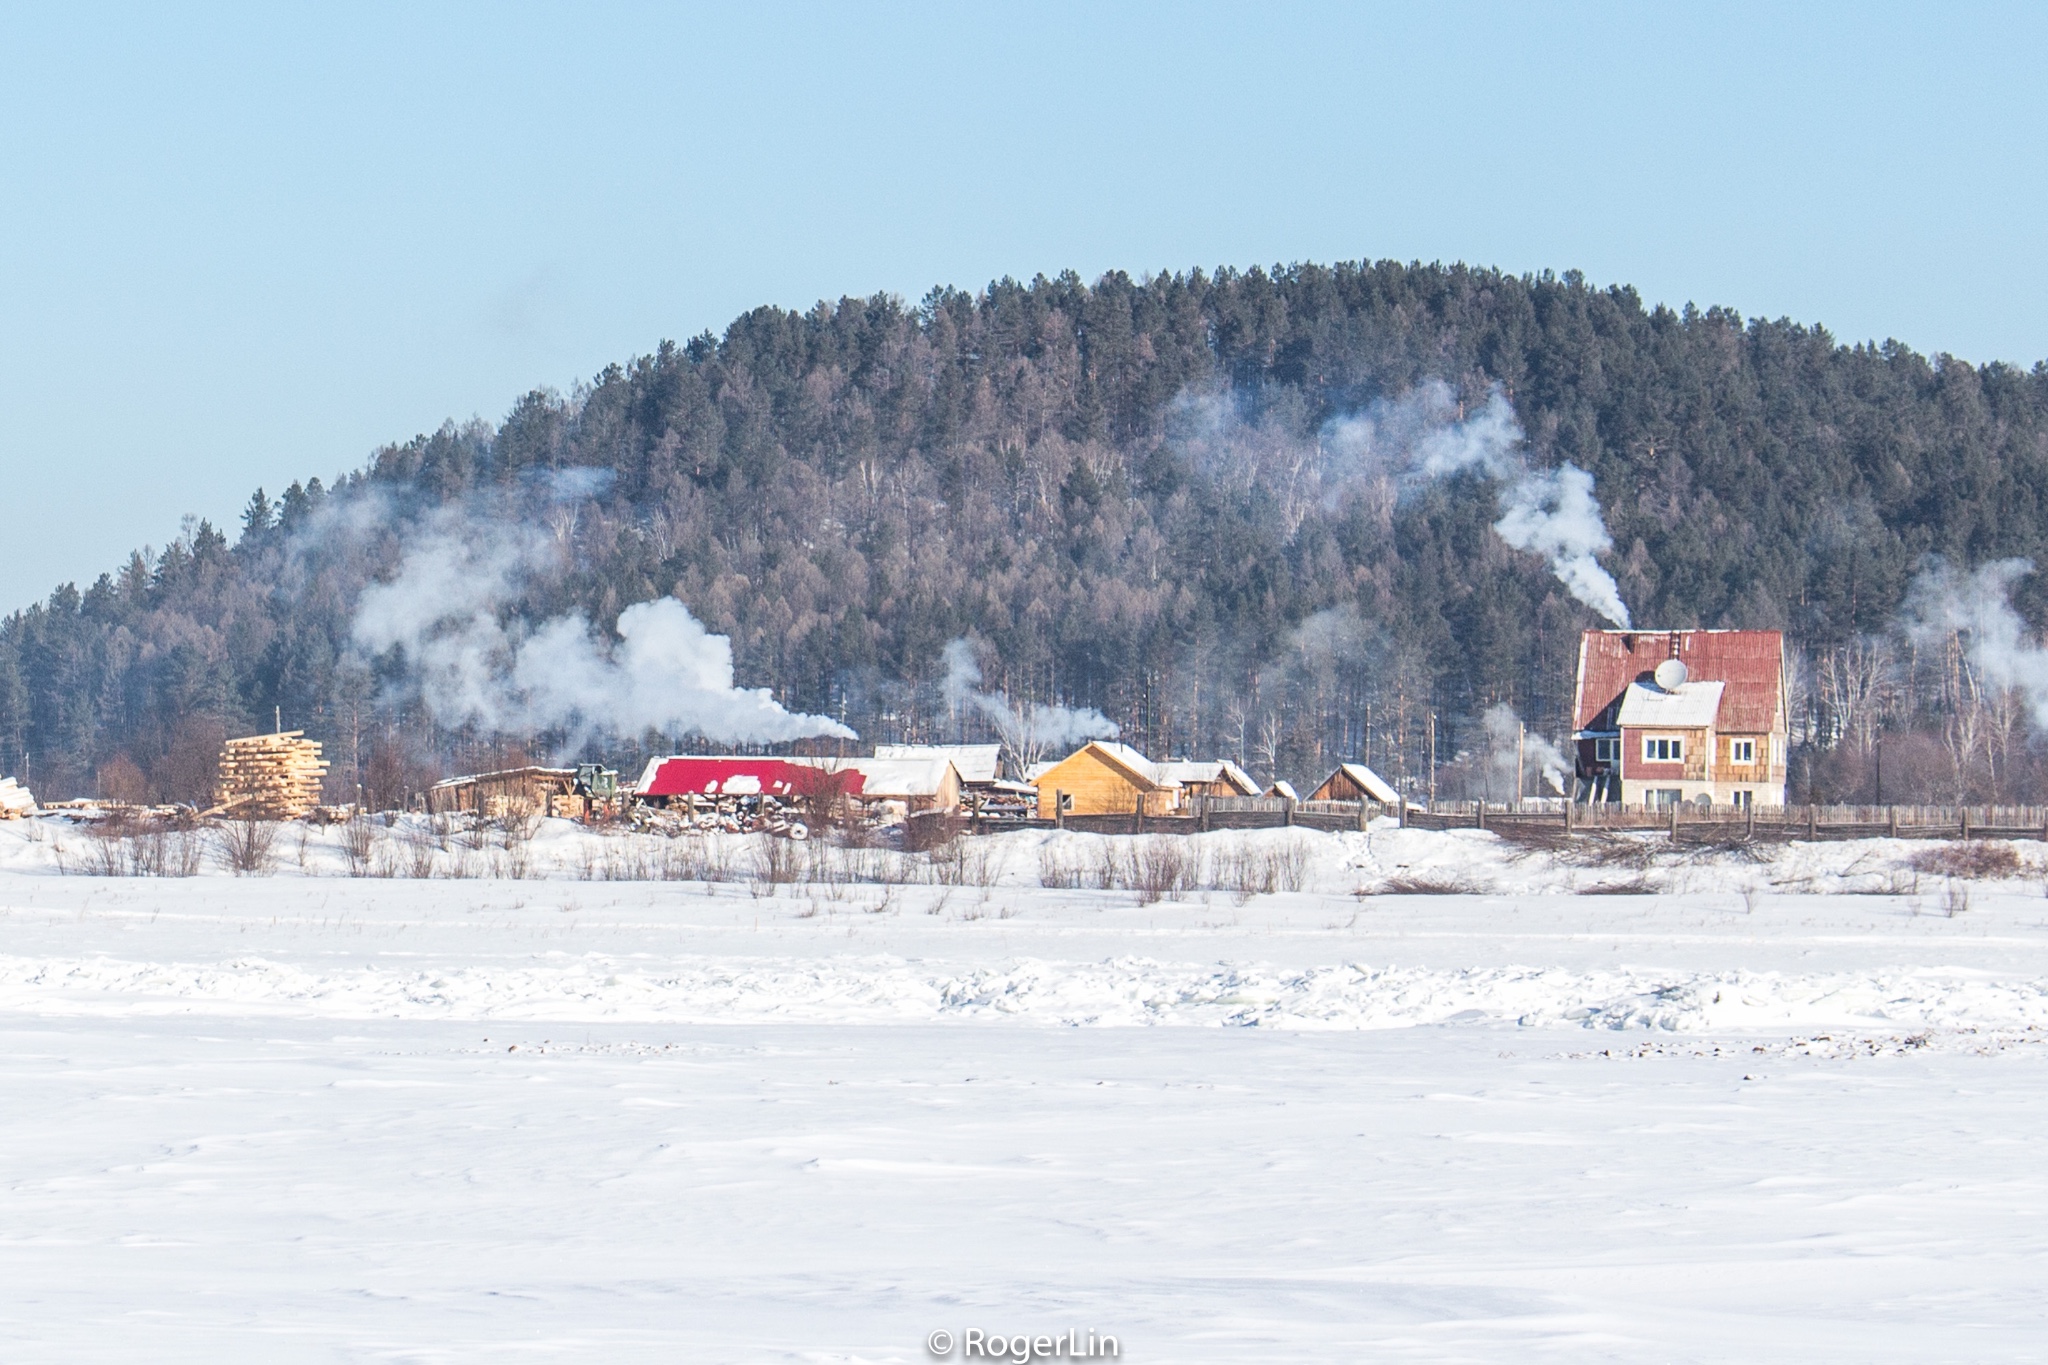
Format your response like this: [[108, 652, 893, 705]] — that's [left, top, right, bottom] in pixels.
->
[[6, 260, 2048, 805]]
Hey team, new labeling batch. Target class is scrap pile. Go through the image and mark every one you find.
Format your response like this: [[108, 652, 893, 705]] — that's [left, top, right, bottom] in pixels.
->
[[0, 777, 34, 818], [212, 732, 329, 820]]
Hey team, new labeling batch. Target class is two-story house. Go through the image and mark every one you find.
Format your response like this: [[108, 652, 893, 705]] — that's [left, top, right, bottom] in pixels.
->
[[1571, 629, 1789, 809]]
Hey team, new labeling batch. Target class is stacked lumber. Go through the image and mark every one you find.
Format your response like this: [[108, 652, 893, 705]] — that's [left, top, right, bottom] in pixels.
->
[[0, 777, 34, 818], [213, 732, 329, 820]]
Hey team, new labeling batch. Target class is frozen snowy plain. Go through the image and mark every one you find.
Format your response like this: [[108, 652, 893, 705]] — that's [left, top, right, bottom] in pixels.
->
[[2, 816, 2046, 1362]]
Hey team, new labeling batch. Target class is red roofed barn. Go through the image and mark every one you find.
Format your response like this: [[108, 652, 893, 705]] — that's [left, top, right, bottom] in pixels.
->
[[1572, 629, 1788, 810]]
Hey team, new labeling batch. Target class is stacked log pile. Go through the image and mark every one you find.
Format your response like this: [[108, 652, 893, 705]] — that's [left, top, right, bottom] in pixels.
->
[[0, 777, 34, 818], [212, 732, 329, 820]]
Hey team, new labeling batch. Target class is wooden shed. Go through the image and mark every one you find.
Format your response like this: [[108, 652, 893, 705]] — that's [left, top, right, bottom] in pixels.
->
[[1155, 759, 1261, 800], [1033, 741, 1179, 818], [1307, 762, 1401, 807], [425, 766, 577, 817]]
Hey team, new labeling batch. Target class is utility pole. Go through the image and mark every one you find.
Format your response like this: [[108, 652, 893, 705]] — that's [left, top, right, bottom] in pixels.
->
[[1516, 722, 1527, 810], [1427, 713, 1437, 808]]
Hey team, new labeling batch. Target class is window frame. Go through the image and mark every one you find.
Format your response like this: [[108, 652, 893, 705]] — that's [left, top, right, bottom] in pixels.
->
[[1642, 735, 1684, 763], [1729, 737, 1756, 764], [1592, 737, 1620, 763]]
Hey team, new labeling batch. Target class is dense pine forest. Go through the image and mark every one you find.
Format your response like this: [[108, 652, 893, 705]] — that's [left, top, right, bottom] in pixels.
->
[[7, 260, 2048, 806]]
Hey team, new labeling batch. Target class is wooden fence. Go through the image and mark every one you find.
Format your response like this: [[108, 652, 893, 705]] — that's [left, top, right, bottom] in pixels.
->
[[1399, 802, 2048, 843], [964, 797, 2048, 843]]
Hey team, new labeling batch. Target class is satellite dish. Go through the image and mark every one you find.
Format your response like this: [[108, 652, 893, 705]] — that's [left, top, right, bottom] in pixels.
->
[[1653, 658, 1690, 691]]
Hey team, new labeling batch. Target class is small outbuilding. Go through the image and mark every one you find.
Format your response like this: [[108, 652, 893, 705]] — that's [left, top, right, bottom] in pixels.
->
[[833, 756, 963, 816], [426, 766, 577, 817], [874, 743, 1001, 787], [1155, 759, 1261, 800], [1307, 762, 1401, 807]]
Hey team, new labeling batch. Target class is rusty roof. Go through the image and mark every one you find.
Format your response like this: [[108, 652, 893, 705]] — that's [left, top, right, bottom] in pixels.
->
[[1573, 629, 1785, 734]]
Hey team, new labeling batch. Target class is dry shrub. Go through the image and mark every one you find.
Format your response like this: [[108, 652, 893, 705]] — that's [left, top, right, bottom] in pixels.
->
[[1038, 846, 1085, 889], [1365, 873, 1479, 896], [401, 832, 438, 879], [1493, 821, 1577, 853], [751, 834, 802, 892], [213, 817, 279, 876], [1906, 841, 2023, 880], [1554, 835, 1658, 869], [1577, 875, 1662, 896], [341, 813, 378, 877], [65, 816, 203, 877], [929, 836, 998, 888], [1135, 838, 1197, 904]]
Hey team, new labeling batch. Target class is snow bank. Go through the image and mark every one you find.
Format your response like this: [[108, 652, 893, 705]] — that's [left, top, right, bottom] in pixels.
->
[[6, 951, 2046, 1033]]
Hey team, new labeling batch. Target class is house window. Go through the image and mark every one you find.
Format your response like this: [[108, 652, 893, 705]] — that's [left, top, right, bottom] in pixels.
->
[[1649, 788, 1684, 809], [1643, 736, 1684, 763], [1729, 738, 1756, 764], [1593, 737, 1620, 763], [1730, 789, 1753, 810]]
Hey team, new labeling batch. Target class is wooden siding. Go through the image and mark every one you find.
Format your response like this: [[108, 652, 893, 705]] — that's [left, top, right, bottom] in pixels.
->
[[1033, 747, 1170, 818]]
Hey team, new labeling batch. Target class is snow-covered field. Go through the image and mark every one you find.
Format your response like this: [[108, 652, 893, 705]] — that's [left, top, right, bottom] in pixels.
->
[[3, 816, 2047, 1361]]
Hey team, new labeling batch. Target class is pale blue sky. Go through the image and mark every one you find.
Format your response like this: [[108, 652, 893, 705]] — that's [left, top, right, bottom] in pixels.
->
[[3, 2, 2044, 611]]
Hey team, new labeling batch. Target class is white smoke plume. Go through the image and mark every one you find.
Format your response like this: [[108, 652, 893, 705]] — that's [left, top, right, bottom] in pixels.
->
[[1323, 381, 1632, 627], [351, 508, 853, 746], [941, 638, 1117, 771], [1482, 702, 1570, 797], [1493, 465, 1630, 629], [1902, 557, 2048, 727]]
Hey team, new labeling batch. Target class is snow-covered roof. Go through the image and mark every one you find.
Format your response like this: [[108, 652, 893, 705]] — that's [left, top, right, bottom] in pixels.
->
[[1336, 762, 1400, 805], [1023, 761, 1057, 782], [1087, 742, 1176, 788], [874, 743, 1001, 783], [831, 756, 957, 799], [1615, 680, 1726, 729], [1154, 759, 1260, 794], [1266, 780, 1300, 801]]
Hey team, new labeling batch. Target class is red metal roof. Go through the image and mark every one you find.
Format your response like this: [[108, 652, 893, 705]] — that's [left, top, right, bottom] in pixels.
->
[[1573, 629, 1785, 734], [637, 757, 866, 799]]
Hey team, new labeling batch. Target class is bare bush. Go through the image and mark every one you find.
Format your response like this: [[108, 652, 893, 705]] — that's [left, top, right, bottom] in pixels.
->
[[1206, 837, 1313, 898], [1363, 873, 1480, 896], [1906, 841, 2022, 880], [1038, 846, 1085, 889], [402, 832, 438, 879], [1943, 880, 1971, 917], [1134, 838, 1198, 904], [662, 835, 739, 883], [751, 835, 802, 894], [1552, 834, 1659, 869], [341, 814, 378, 877], [214, 817, 279, 876], [1578, 875, 1662, 895], [64, 817, 203, 877], [930, 836, 999, 888]]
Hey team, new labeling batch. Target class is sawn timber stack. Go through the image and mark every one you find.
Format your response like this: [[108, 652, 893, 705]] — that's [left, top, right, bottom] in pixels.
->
[[213, 732, 329, 820]]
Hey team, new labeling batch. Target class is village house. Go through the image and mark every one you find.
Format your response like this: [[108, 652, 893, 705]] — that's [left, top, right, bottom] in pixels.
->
[[1307, 762, 1401, 808], [1572, 629, 1789, 809], [1032, 741, 1181, 819]]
